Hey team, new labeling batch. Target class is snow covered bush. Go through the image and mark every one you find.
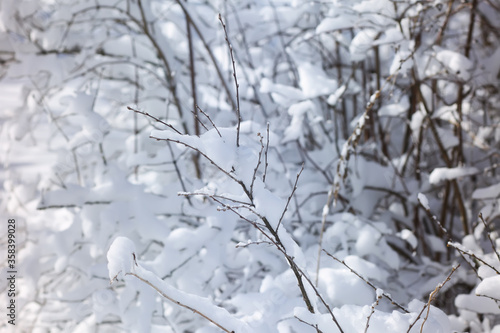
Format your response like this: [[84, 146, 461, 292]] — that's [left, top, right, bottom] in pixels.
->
[[1, 0, 500, 332]]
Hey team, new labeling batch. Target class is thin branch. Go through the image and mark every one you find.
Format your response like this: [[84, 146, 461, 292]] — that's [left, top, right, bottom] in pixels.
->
[[128, 106, 183, 135], [405, 265, 460, 333], [263, 122, 270, 183], [294, 316, 324, 333], [174, 0, 237, 110], [448, 242, 500, 275], [167, 142, 192, 206], [418, 194, 449, 239], [479, 213, 500, 262], [420, 265, 460, 332], [72, 149, 82, 186], [210, 197, 274, 244], [218, 13, 241, 147], [250, 133, 265, 198], [136, 0, 189, 134], [190, 110, 209, 132], [276, 164, 304, 232], [365, 294, 383, 333], [196, 105, 221, 137]]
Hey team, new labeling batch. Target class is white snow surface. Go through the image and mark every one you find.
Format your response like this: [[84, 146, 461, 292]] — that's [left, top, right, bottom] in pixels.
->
[[472, 183, 500, 199], [350, 29, 377, 62], [429, 167, 478, 185], [107, 236, 137, 282], [282, 100, 315, 143], [418, 193, 430, 210], [107, 238, 252, 332], [455, 294, 500, 314], [434, 47, 473, 81], [297, 62, 338, 98], [316, 17, 354, 34], [476, 275, 500, 300]]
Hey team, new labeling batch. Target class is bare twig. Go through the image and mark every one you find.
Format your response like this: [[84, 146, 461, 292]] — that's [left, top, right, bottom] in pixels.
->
[[250, 133, 265, 198], [174, 0, 237, 110], [276, 164, 304, 232], [323, 250, 409, 313], [71, 149, 82, 186], [295, 263, 345, 333], [405, 265, 460, 333], [263, 122, 270, 183], [420, 265, 460, 332], [196, 105, 221, 137], [128, 106, 183, 135], [218, 13, 241, 147], [186, 15, 199, 137], [167, 142, 192, 206], [190, 110, 209, 132], [479, 213, 500, 262]]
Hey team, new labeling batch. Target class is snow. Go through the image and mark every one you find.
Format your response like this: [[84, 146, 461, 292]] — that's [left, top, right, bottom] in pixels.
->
[[472, 183, 500, 200], [297, 62, 338, 98], [426, 234, 447, 253], [344, 255, 389, 284], [107, 237, 137, 282], [282, 100, 315, 143], [316, 17, 354, 34], [434, 47, 473, 81], [429, 167, 478, 185], [418, 193, 430, 210], [259, 78, 304, 106], [350, 29, 377, 62], [327, 85, 346, 106], [476, 275, 500, 300], [378, 102, 408, 117], [455, 294, 500, 314], [397, 229, 418, 249], [131, 261, 251, 332]]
